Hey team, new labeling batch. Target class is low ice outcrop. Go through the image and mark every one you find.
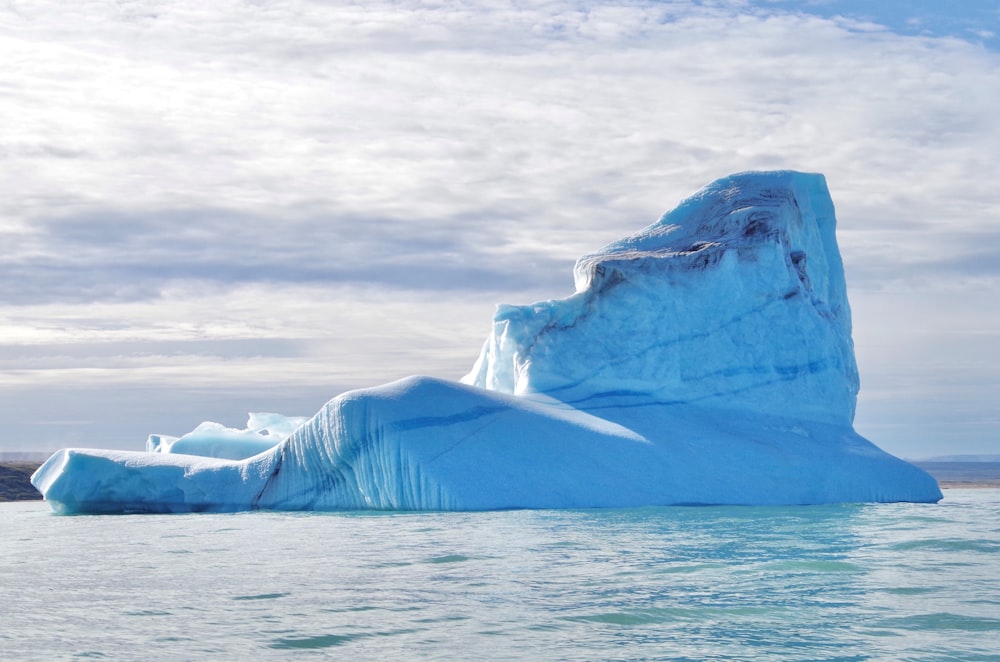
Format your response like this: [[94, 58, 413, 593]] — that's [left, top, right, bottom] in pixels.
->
[[146, 413, 308, 460], [32, 171, 942, 513]]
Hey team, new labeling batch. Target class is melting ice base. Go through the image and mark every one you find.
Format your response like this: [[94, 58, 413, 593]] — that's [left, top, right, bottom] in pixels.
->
[[32, 171, 942, 512]]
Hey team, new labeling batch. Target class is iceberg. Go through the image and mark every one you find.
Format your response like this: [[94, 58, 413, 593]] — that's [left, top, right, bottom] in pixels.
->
[[31, 171, 942, 513]]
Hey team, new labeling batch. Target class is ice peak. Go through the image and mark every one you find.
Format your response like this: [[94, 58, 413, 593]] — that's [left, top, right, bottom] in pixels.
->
[[465, 170, 858, 425], [574, 170, 839, 292]]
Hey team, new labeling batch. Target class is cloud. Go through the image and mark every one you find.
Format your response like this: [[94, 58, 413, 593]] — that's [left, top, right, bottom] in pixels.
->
[[5, 1, 998, 294], [2, 0, 998, 453], [1, 207, 573, 304]]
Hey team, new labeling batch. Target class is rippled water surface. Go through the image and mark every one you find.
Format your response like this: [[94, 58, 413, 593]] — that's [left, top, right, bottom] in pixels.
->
[[2, 490, 998, 660]]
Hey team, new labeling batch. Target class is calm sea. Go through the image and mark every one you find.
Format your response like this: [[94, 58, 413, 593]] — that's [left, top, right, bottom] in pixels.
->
[[2, 490, 998, 661]]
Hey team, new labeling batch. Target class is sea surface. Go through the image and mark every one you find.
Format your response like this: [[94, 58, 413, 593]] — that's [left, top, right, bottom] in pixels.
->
[[2, 490, 998, 661]]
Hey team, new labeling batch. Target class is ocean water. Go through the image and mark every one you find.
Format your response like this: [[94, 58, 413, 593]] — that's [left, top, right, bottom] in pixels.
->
[[2, 490, 998, 661]]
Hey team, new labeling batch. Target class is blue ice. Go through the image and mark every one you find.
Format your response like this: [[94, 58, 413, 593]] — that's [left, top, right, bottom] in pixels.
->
[[32, 171, 942, 513]]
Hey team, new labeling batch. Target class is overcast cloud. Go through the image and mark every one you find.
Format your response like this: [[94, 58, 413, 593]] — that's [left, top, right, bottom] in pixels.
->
[[1, 0, 998, 457]]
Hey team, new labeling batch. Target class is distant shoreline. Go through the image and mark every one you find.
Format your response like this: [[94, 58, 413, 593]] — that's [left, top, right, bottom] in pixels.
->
[[912, 462, 1000, 490], [0, 462, 44, 501]]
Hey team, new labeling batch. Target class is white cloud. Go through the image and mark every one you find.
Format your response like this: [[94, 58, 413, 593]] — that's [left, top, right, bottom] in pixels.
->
[[1, 0, 997, 454]]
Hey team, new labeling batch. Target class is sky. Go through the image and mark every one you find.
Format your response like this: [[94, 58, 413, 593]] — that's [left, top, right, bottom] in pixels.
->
[[2, 0, 998, 459]]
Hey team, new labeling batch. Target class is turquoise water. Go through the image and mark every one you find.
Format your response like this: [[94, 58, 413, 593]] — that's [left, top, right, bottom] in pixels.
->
[[2, 490, 998, 660]]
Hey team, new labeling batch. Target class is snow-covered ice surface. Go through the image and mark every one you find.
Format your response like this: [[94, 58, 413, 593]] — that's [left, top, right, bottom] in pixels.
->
[[32, 171, 942, 513], [146, 412, 308, 461]]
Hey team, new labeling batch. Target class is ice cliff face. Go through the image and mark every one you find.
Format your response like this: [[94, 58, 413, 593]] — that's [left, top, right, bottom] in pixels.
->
[[32, 171, 942, 513], [464, 171, 857, 426]]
